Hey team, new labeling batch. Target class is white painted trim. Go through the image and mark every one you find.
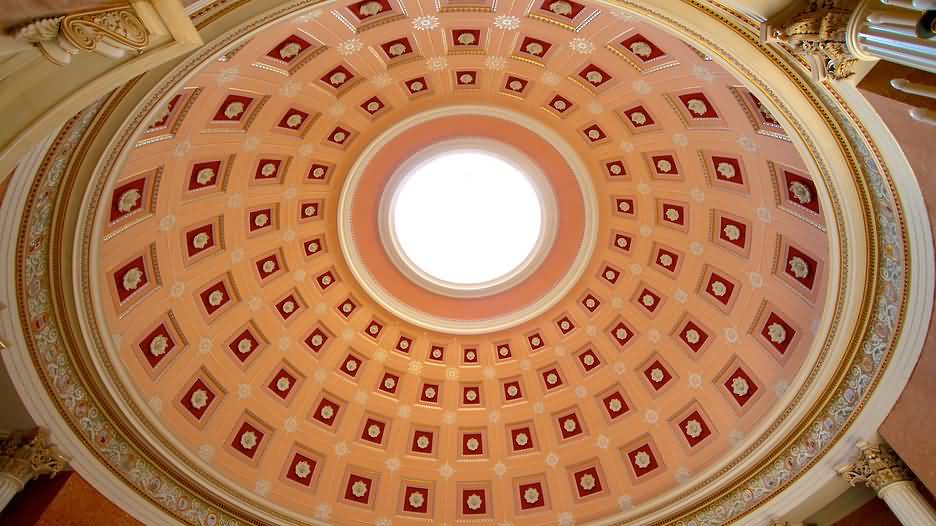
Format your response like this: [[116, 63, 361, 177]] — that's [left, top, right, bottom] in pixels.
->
[[338, 105, 598, 335], [846, 0, 880, 62]]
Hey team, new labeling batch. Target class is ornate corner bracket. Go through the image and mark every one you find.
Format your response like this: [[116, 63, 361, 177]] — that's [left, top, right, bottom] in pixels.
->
[[762, 0, 861, 81], [11, 4, 150, 66]]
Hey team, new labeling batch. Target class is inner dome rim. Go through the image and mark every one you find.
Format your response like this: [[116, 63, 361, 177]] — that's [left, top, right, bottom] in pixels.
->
[[337, 104, 599, 335], [379, 137, 558, 298]]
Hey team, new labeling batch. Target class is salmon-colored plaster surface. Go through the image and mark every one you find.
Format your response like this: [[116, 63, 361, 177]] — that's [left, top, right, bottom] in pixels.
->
[[89, 2, 831, 524], [0, 472, 144, 526], [829, 495, 901, 526]]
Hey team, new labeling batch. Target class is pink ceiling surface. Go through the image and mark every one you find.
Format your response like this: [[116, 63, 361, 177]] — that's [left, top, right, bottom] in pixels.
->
[[94, 1, 829, 524]]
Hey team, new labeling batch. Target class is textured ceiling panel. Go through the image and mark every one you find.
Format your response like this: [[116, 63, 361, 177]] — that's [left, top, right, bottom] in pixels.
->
[[94, 2, 828, 524]]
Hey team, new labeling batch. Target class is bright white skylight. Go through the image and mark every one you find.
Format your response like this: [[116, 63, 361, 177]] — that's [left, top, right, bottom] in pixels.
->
[[392, 150, 542, 285]]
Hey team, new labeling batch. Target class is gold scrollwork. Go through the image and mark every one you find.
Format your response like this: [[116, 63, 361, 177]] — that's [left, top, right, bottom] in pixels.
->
[[837, 442, 914, 493], [0, 429, 68, 485], [13, 5, 149, 65], [61, 7, 149, 52], [763, 0, 860, 81]]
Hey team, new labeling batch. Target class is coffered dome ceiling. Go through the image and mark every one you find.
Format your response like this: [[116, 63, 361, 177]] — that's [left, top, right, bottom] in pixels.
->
[[21, 0, 880, 525], [94, 1, 829, 524]]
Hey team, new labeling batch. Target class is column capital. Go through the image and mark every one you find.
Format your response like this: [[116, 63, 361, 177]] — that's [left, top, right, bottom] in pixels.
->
[[0, 429, 68, 486], [837, 441, 913, 493]]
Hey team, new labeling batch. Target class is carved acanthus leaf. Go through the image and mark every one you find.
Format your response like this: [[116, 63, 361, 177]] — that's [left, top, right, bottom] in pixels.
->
[[0, 429, 68, 485], [13, 17, 63, 43], [837, 442, 913, 493], [763, 0, 859, 80]]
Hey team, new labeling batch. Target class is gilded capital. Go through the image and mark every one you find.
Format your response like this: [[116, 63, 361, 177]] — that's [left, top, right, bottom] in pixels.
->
[[837, 442, 913, 493], [0, 429, 68, 486], [763, 0, 860, 81]]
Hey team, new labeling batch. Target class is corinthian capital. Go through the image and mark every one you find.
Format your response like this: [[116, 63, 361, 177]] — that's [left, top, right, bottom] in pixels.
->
[[12, 4, 149, 65], [0, 429, 68, 486], [763, 0, 860, 80], [837, 442, 913, 493]]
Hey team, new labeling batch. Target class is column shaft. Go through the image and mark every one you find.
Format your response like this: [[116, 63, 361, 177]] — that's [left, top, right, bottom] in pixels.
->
[[0, 473, 26, 511], [879, 481, 936, 526]]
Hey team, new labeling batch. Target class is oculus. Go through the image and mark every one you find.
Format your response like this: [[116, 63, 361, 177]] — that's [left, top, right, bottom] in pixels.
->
[[381, 138, 556, 297]]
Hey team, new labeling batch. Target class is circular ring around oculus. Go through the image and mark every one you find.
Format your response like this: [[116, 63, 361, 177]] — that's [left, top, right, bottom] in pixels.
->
[[338, 105, 598, 335], [380, 137, 557, 298]]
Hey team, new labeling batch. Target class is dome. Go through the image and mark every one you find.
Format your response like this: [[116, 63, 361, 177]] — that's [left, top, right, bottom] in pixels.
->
[[93, 6, 830, 521], [1, 1, 931, 526]]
